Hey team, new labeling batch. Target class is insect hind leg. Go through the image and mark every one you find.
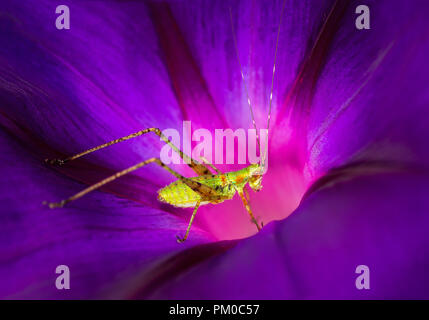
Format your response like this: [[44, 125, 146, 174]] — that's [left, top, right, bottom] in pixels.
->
[[199, 156, 222, 174], [45, 128, 159, 166], [45, 157, 188, 208], [45, 156, 220, 209], [45, 127, 213, 176]]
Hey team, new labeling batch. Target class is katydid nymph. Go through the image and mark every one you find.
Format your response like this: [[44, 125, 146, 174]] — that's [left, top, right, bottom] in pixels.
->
[[44, 3, 286, 243]]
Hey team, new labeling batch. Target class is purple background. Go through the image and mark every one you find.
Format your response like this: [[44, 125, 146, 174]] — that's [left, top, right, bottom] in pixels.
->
[[0, 0, 428, 299]]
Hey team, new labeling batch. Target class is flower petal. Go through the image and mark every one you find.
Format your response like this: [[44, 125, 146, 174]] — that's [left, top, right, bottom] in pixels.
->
[[0, 0, 183, 184], [145, 170, 429, 299], [0, 129, 214, 299]]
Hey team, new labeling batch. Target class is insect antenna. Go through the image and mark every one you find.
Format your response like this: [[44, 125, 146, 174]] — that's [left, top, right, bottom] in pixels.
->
[[229, 7, 261, 151], [229, 1, 286, 172], [262, 0, 287, 170]]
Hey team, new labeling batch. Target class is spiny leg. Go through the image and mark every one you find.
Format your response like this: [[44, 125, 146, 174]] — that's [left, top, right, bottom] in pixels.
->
[[199, 156, 223, 174], [243, 185, 260, 227], [176, 200, 201, 244], [45, 156, 221, 208], [45, 127, 212, 176], [244, 185, 251, 202], [45, 129, 158, 165], [45, 157, 187, 208], [238, 191, 262, 231]]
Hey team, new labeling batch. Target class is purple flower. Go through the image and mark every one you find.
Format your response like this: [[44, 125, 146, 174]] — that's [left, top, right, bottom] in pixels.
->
[[1, 0, 428, 299]]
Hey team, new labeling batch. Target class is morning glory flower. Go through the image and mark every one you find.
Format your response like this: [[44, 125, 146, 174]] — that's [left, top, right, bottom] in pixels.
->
[[0, 0, 428, 299]]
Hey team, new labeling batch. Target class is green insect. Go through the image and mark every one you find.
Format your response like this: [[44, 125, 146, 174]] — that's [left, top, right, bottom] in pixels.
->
[[44, 5, 286, 243]]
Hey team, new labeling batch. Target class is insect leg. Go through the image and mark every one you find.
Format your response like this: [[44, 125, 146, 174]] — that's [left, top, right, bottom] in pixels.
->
[[45, 128, 158, 166], [45, 127, 212, 176], [242, 186, 263, 227], [244, 185, 251, 202], [238, 191, 262, 231], [176, 200, 201, 244], [45, 157, 220, 208], [45, 157, 188, 208], [199, 156, 223, 174]]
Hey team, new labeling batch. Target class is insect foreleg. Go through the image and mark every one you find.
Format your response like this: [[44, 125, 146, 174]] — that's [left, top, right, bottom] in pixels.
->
[[244, 185, 251, 202], [176, 200, 201, 243], [238, 190, 262, 231]]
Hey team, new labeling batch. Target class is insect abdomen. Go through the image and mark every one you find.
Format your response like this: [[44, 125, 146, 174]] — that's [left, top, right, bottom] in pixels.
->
[[157, 175, 236, 208], [158, 180, 203, 208]]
